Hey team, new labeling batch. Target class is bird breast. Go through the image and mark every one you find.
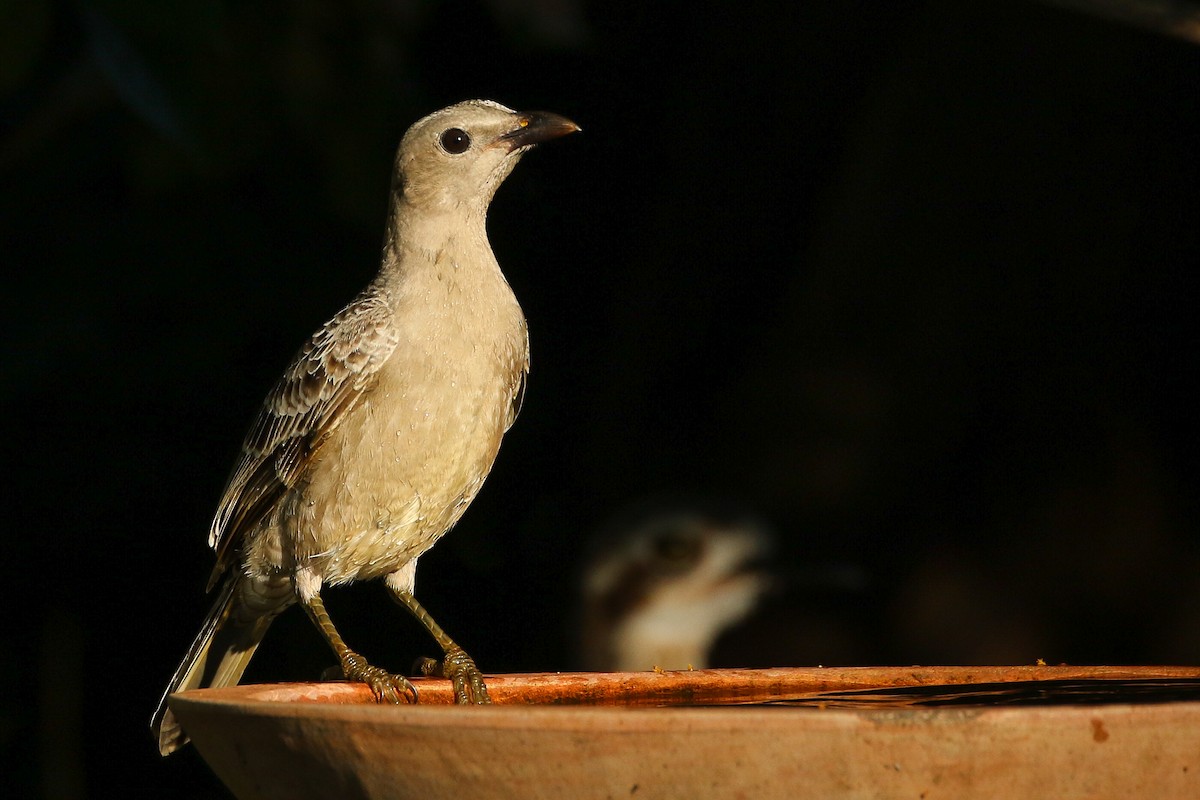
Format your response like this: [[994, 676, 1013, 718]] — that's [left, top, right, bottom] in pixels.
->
[[288, 257, 528, 585]]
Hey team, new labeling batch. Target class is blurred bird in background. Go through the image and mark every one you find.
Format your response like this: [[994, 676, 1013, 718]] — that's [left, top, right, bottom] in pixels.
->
[[578, 508, 775, 672], [578, 503, 876, 673]]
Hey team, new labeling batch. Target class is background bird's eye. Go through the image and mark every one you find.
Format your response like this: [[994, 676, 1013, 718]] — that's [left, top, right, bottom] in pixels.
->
[[439, 128, 471, 154], [648, 527, 703, 571]]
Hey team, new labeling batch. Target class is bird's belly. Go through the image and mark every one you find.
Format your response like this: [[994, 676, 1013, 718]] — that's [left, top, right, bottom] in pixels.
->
[[288, 358, 514, 584]]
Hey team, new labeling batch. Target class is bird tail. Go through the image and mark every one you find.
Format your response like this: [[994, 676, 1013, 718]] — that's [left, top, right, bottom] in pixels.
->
[[151, 573, 291, 756]]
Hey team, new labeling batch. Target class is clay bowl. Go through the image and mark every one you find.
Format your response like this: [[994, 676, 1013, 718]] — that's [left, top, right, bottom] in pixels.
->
[[171, 665, 1200, 799]]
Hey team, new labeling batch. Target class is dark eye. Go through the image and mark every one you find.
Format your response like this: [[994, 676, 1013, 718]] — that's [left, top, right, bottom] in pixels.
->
[[439, 128, 471, 154], [649, 528, 703, 572]]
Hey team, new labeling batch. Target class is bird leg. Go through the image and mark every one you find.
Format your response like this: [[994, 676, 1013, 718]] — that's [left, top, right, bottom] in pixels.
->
[[388, 589, 492, 704], [303, 593, 417, 704]]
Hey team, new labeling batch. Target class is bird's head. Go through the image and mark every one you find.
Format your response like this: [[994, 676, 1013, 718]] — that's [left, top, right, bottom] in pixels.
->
[[580, 512, 775, 671], [392, 99, 580, 216]]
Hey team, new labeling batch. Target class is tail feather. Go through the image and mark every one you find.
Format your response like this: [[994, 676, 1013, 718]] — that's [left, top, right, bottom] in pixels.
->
[[150, 574, 285, 756]]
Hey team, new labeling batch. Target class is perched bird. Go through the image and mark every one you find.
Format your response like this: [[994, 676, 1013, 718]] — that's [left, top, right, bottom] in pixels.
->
[[579, 511, 774, 672], [152, 99, 579, 756]]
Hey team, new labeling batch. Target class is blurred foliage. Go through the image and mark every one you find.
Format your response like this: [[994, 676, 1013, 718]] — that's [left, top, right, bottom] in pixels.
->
[[0, 1, 53, 94]]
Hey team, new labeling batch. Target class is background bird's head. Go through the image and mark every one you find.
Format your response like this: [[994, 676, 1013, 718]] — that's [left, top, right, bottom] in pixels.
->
[[579, 510, 775, 672], [391, 99, 579, 216]]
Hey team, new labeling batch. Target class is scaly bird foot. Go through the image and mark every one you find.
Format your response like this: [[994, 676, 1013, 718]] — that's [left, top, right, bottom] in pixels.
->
[[414, 646, 491, 704], [340, 651, 418, 704]]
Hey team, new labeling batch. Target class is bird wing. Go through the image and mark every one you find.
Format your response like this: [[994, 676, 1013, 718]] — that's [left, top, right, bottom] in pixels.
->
[[206, 290, 399, 589], [506, 369, 526, 431], [504, 322, 530, 431]]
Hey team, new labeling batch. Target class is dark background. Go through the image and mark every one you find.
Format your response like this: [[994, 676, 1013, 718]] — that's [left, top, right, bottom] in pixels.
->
[[3, 0, 1198, 796]]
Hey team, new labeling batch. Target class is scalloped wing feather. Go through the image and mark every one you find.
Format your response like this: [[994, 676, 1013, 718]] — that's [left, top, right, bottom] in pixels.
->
[[206, 292, 399, 587]]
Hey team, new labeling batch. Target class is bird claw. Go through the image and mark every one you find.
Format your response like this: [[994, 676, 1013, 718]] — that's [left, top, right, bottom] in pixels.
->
[[341, 652, 418, 704], [414, 647, 491, 704]]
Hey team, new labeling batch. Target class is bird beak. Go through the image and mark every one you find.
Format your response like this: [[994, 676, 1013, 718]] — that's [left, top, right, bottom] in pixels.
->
[[497, 111, 581, 151]]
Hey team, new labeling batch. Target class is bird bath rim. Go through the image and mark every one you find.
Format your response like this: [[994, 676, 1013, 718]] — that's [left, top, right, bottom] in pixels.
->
[[169, 666, 1200, 800], [170, 663, 1200, 711]]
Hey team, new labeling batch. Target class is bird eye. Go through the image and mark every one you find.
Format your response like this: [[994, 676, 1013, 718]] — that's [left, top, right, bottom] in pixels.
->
[[439, 128, 471, 154], [649, 529, 702, 570]]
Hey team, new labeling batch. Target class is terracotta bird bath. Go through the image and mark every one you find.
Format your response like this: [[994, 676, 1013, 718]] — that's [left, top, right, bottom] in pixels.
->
[[170, 665, 1200, 799]]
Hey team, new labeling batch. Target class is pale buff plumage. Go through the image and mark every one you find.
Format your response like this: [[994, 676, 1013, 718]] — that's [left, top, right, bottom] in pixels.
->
[[152, 100, 578, 756]]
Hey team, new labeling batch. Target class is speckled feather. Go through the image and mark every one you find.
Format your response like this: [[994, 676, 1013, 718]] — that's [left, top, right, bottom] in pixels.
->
[[208, 290, 401, 588]]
